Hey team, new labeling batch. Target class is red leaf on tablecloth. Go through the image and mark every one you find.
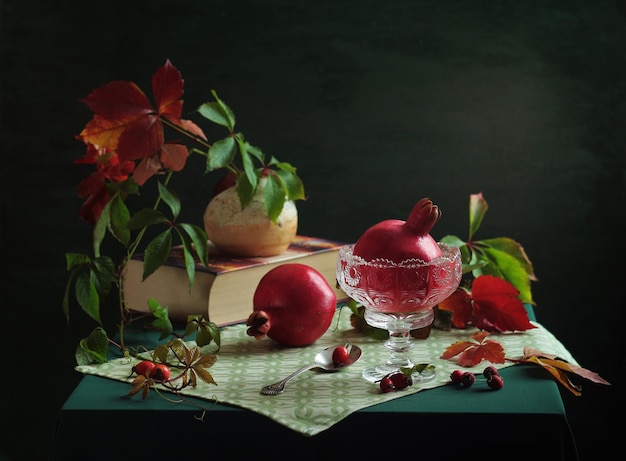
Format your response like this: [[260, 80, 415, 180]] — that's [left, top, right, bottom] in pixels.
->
[[440, 331, 505, 367]]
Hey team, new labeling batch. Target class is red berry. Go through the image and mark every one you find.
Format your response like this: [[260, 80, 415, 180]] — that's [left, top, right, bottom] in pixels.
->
[[483, 366, 499, 379], [379, 377, 395, 393], [149, 363, 171, 382], [132, 360, 155, 377], [450, 369, 464, 384], [332, 345, 350, 368], [388, 372, 413, 390], [461, 372, 475, 388], [487, 374, 505, 390]]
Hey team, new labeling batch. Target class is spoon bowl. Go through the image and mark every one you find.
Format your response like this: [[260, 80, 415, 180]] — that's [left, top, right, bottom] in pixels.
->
[[261, 343, 362, 395]]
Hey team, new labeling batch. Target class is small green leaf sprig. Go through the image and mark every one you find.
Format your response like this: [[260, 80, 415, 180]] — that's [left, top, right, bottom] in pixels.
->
[[440, 192, 537, 305], [194, 90, 305, 223]]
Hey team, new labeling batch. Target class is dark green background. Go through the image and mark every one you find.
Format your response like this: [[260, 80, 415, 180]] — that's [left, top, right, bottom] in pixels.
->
[[2, 1, 623, 459]]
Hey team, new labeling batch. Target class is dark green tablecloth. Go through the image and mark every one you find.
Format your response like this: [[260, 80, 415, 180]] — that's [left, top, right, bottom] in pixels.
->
[[50, 305, 579, 460]]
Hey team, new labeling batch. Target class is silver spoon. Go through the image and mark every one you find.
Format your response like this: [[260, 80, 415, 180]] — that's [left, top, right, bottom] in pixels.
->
[[261, 343, 362, 395]]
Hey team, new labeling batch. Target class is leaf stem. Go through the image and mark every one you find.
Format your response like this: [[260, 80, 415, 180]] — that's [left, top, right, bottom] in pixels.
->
[[160, 116, 212, 150], [116, 170, 175, 351]]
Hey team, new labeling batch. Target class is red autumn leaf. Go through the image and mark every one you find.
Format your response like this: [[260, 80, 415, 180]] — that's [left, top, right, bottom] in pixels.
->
[[440, 331, 505, 367], [470, 275, 536, 332], [160, 143, 188, 171], [438, 288, 473, 328], [76, 173, 109, 225], [437, 276, 535, 333], [116, 114, 164, 162], [132, 156, 163, 187], [79, 60, 188, 165], [152, 59, 184, 122], [80, 80, 163, 162], [132, 143, 189, 186], [74, 144, 134, 224]]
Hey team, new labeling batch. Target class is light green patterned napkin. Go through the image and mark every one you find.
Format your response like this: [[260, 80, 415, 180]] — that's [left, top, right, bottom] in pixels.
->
[[76, 306, 576, 436]]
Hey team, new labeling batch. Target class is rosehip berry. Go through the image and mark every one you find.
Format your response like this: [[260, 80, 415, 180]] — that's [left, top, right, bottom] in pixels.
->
[[461, 372, 475, 388], [132, 360, 155, 377], [149, 363, 171, 382], [332, 345, 350, 368], [388, 372, 413, 390], [450, 369, 464, 384], [483, 365, 499, 379], [487, 374, 505, 390], [379, 377, 395, 393]]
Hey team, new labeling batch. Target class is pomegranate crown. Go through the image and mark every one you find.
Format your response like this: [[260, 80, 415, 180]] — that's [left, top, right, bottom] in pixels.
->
[[406, 198, 441, 235]]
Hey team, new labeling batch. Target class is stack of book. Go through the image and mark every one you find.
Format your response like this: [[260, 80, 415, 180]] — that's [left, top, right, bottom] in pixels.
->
[[123, 235, 350, 325]]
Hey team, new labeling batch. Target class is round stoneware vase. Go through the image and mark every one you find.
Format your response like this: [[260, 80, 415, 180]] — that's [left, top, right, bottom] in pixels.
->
[[203, 182, 297, 258]]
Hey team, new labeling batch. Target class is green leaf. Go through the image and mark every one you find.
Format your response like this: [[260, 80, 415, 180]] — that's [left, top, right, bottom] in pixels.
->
[[197, 90, 236, 130], [76, 327, 109, 364], [74, 345, 95, 366], [479, 237, 537, 281], [264, 174, 287, 223], [238, 137, 258, 189], [275, 168, 305, 201], [197, 102, 231, 129], [468, 192, 488, 241], [212, 90, 236, 129], [90, 255, 116, 299], [178, 223, 209, 267], [93, 198, 111, 257], [185, 315, 202, 337], [148, 298, 173, 340], [439, 234, 466, 248], [245, 142, 265, 163], [207, 136, 237, 171], [196, 321, 221, 348], [157, 181, 181, 220], [475, 244, 535, 304], [75, 271, 101, 324], [116, 177, 140, 196], [176, 230, 196, 291], [142, 230, 173, 281], [236, 171, 256, 209], [126, 208, 168, 230], [108, 194, 131, 246], [269, 156, 295, 172], [65, 253, 91, 270]]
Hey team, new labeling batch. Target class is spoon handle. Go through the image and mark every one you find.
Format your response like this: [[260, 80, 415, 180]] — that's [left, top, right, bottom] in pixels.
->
[[261, 363, 317, 395]]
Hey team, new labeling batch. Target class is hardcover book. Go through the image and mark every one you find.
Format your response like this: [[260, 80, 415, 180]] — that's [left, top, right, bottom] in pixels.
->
[[123, 235, 350, 326]]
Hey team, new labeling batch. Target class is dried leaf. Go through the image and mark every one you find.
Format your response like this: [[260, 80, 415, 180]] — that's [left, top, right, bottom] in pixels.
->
[[522, 356, 583, 396], [520, 347, 611, 387], [194, 367, 217, 385], [188, 369, 197, 387], [126, 375, 148, 398], [193, 354, 218, 368]]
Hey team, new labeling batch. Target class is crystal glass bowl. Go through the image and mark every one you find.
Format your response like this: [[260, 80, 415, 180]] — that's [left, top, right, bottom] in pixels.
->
[[337, 243, 462, 382]]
